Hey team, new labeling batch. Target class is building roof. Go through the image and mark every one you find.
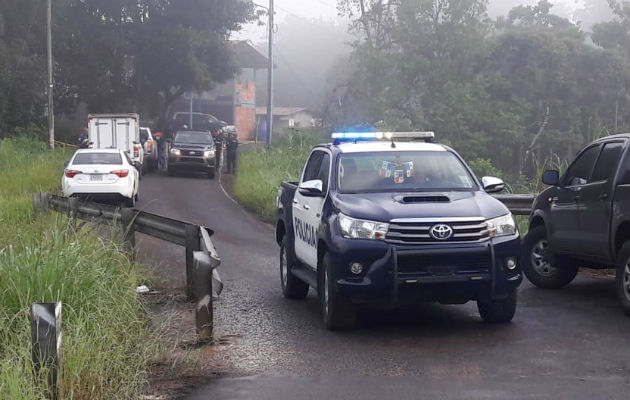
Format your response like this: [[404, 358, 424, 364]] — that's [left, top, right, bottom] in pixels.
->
[[232, 40, 268, 69], [256, 107, 309, 116]]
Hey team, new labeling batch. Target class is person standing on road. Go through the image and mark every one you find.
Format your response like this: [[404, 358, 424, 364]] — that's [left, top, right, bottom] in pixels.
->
[[210, 123, 224, 169], [226, 131, 238, 174], [154, 130, 166, 170]]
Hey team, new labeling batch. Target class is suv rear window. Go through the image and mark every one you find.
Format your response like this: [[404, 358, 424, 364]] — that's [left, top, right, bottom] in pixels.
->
[[73, 153, 122, 165]]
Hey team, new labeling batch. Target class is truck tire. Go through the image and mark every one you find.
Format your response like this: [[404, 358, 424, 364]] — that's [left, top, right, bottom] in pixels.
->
[[320, 252, 356, 330], [207, 167, 215, 179], [522, 225, 578, 289], [280, 237, 309, 299], [615, 241, 630, 316], [477, 290, 517, 323], [146, 159, 154, 173]]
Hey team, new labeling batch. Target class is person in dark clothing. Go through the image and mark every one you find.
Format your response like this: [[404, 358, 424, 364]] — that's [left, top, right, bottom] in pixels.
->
[[77, 128, 89, 148], [154, 131, 166, 170], [211, 124, 224, 169], [226, 131, 238, 173]]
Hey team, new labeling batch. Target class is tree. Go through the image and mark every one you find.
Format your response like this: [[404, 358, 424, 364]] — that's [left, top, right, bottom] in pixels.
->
[[0, 0, 257, 137]]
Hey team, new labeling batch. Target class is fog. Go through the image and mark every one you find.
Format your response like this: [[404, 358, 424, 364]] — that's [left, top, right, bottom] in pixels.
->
[[255, 0, 618, 109]]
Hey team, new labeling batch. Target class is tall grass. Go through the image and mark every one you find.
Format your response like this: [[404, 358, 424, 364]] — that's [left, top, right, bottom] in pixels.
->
[[0, 138, 155, 399], [234, 130, 325, 222]]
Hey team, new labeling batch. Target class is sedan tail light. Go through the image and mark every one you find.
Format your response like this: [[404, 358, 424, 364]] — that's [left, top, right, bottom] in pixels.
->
[[65, 169, 82, 178], [111, 169, 129, 178], [133, 144, 140, 158]]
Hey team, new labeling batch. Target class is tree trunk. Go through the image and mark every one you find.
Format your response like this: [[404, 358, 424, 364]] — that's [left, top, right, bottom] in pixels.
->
[[519, 106, 550, 176]]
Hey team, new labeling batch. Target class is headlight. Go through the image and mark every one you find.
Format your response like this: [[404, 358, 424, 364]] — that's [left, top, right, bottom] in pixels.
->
[[486, 214, 517, 237], [170, 149, 181, 156], [338, 213, 389, 240], [203, 149, 215, 158]]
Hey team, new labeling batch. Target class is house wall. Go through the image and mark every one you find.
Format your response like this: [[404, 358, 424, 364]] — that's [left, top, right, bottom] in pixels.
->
[[234, 80, 257, 141]]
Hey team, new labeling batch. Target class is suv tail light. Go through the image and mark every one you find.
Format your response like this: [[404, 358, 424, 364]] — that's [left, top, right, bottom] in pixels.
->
[[133, 144, 140, 158], [111, 169, 129, 178], [147, 141, 153, 153], [65, 169, 82, 178]]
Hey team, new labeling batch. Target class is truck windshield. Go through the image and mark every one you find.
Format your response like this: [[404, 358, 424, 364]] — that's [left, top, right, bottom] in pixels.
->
[[174, 132, 213, 145], [337, 151, 476, 193]]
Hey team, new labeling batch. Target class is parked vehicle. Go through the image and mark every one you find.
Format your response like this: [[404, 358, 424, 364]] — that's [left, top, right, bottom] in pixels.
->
[[140, 127, 158, 172], [275, 131, 522, 330], [88, 113, 144, 175], [167, 130, 217, 179], [62, 148, 140, 207], [522, 133, 630, 315], [171, 112, 225, 132]]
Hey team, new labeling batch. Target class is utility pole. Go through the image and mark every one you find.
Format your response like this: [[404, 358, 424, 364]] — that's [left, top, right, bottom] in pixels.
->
[[266, 0, 274, 148], [47, 0, 55, 150]]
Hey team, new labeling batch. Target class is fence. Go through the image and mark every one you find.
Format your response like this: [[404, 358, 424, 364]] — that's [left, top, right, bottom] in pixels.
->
[[492, 194, 535, 216], [33, 192, 222, 342]]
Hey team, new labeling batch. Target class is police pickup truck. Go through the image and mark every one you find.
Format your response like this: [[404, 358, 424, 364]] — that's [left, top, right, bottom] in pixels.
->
[[275, 132, 522, 330]]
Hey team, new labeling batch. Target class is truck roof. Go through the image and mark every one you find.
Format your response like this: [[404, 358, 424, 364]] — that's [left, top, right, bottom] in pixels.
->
[[322, 141, 447, 153]]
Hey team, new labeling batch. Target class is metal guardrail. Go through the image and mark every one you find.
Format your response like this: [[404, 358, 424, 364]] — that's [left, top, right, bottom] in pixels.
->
[[492, 194, 535, 216], [34, 192, 222, 339]]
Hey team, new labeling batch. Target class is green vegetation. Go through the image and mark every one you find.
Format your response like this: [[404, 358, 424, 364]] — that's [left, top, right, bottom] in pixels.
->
[[0, 138, 155, 399], [234, 130, 325, 222], [0, 1, 257, 138], [331, 0, 629, 178]]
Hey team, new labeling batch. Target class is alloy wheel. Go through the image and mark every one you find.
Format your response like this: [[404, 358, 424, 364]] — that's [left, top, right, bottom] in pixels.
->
[[531, 239, 556, 276]]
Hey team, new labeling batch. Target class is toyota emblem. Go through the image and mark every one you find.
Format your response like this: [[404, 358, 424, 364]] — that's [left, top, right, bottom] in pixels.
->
[[430, 224, 453, 240]]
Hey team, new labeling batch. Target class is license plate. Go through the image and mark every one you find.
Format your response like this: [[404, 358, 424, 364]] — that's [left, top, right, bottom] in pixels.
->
[[90, 174, 103, 181]]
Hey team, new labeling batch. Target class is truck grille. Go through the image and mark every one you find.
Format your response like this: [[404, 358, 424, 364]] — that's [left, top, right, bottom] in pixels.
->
[[386, 218, 489, 244], [397, 251, 490, 275]]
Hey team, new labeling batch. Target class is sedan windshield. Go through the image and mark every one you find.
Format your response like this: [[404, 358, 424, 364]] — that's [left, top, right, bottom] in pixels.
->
[[337, 151, 476, 193], [73, 153, 122, 165], [174, 132, 213, 145]]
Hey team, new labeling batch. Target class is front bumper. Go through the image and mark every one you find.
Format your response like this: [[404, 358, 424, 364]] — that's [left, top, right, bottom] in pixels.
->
[[327, 234, 522, 305], [167, 155, 215, 171]]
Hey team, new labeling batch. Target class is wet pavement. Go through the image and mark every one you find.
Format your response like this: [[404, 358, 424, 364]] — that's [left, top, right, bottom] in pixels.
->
[[137, 171, 630, 400]]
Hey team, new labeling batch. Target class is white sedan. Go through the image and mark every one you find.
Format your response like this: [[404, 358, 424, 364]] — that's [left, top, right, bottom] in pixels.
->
[[62, 149, 140, 207]]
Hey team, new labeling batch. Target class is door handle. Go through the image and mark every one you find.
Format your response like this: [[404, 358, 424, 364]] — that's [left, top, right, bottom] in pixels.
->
[[303, 204, 310, 210], [292, 199, 299, 204], [599, 193, 609, 200]]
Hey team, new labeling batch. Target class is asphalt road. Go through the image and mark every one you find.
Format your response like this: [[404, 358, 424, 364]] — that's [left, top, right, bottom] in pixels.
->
[[137, 171, 630, 400]]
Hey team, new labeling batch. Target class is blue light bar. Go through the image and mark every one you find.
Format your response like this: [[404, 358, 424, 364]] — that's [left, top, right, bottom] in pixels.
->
[[331, 131, 435, 142]]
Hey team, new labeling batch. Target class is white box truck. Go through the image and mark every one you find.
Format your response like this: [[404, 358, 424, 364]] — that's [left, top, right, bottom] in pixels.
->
[[88, 113, 145, 174]]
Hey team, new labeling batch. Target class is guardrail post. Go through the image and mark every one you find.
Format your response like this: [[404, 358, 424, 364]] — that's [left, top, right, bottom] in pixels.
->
[[67, 197, 80, 218], [120, 208, 136, 253], [31, 302, 62, 400], [33, 193, 51, 214], [185, 225, 201, 302], [193, 252, 215, 342]]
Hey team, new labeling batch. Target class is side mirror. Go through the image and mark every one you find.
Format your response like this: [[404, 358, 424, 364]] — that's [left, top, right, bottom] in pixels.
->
[[482, 176, 505, 193], [298, 179, 325, 197], [64, 161, 70, 168], [542, 170, 560, 186]]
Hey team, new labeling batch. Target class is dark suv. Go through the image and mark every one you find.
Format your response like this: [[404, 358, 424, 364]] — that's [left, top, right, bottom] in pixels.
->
[[522, 133, 630, 315], [167, 130, 216, 179]]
